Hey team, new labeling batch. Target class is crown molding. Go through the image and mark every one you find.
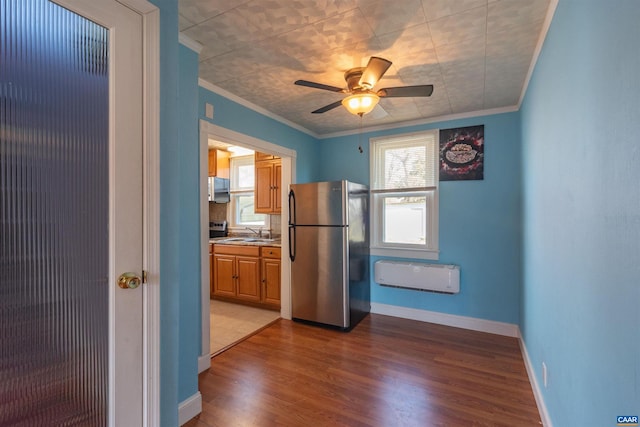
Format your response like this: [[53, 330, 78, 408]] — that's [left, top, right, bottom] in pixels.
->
[[198, 78, 319, 139], [199, 77, 519, 140], [199, 87, 518, 141], [318, 105, 519, 139], [179, 33, 203, 54], [518, 0, 559, 109]]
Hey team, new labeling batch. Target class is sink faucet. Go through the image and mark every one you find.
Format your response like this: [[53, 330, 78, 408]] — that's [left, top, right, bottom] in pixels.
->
[[245, 226, 262, 238]]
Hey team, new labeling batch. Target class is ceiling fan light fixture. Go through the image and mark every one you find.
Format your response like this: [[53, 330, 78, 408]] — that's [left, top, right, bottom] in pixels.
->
[[342, 92, 380, 116]]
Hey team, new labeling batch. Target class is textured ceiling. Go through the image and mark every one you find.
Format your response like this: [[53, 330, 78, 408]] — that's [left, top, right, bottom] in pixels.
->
[[180, 0, 551, 136]]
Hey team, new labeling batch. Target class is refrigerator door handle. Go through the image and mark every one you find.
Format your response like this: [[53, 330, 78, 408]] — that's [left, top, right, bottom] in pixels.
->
[[288, 225, 296, 261], [288, 189, 296, 226], [288, 189, 296, 261]]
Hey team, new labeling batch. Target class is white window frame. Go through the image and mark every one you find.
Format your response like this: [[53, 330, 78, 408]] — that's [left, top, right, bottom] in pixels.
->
[[370, 130, 439, 260], [227, 155, 268, 232]]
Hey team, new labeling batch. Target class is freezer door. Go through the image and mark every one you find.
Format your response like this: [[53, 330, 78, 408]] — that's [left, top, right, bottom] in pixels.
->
[[290, 181, 345, 226], [291, 226, 348, 328]]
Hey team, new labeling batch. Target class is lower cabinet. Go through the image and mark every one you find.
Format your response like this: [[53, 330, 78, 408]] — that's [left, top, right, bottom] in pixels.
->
[[260, 246, 281, 309], [211, 244, 281, 308], [209, 244, 214, 299], [212, 244, 281, 309], [213, 245, 261, 303]]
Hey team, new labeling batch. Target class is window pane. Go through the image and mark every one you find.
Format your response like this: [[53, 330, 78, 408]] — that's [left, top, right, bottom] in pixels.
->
[[236, 194, 264, 225], [384, 146, 427, 188], [237, 164, 254, 189], [383, 196, 427, 244]]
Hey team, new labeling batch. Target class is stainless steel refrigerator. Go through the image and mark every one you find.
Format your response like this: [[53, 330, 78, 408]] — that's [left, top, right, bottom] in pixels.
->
[[288, 181, 370, 330]]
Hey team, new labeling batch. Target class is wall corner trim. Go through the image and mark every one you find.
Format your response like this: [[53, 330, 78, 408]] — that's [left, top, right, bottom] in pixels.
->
[[178, 391, 202, 426], [518, 331, 553, 427], [370, 303, 519, 337]]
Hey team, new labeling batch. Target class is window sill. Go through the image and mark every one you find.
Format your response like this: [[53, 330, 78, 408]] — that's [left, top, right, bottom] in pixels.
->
[[370, 247, 439, 261]]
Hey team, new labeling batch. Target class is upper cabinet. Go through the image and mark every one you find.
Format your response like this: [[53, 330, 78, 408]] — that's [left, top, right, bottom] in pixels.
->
[[208, 149, 230, 178], [208, 150, 216, 177], [254, 152, 281, 214], [254, 152, 278, 162]]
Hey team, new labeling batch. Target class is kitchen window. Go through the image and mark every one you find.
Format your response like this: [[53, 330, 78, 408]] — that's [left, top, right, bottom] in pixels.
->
[[370, 130, 439, 260], [228, 155, 267, 229]]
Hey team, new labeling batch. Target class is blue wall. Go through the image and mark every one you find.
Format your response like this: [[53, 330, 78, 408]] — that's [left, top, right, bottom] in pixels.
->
[[177, 44, 201, 404], [150, 0, 180, 424], [320, 113, 522, 323], [520, 1, 640, 425], [198, 88, 321, 183]]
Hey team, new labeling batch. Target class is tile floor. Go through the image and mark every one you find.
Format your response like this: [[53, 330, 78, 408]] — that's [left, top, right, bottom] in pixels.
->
[[209, 299, 280, 355]]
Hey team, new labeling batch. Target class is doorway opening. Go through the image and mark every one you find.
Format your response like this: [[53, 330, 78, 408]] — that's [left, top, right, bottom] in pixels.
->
[[199, 121, 295, 368]]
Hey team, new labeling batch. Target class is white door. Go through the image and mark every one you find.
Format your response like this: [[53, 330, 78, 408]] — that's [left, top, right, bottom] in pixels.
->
[[55, 1, 146, 425], [0, 0, 145, 425]]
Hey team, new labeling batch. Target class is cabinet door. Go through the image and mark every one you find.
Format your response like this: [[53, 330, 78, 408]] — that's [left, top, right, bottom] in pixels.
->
[[254, 161, 274, 213], [215, 150, 230, 179], [236, 256, 260, 301], [273, 162, 282, 213], [255, 151, 273, 161], [262, 258, 281, 306], [209, 245, 214, 298], [213, 254, 235, 297], [208, 150, 217, 177]]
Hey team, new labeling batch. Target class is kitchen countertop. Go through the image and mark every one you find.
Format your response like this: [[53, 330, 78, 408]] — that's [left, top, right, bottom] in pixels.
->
[[209, 237, 281, 247]]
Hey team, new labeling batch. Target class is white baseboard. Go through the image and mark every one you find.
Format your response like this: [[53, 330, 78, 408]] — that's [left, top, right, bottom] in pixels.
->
[[198, 354, 211, 373], [370, 302, 520, 337], [518, 332, 553, 427], [369, 303, 549, 425], [178, 391, 202, 426]]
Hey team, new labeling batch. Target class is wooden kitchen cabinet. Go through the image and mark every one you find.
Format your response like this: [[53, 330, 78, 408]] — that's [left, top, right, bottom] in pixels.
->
[[261, 246, 281, 308], [255, 152, 281, 214], [254, 151, 278, 161], [208, 149, 230, 178], [213, 245, 260, 303], [209, 243, 214, 298], [212, 244, 281, 309], [208, 150, 217, 177]]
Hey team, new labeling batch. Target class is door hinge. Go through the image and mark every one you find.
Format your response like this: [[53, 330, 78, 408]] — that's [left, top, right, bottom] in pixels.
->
[[142, 270, 148, 284]]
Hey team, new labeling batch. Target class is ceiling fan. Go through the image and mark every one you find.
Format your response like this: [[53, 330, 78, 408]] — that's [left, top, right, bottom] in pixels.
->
[[294, 56, 433, 116]]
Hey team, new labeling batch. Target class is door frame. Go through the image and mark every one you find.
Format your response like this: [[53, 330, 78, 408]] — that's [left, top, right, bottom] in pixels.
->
[[199, 119, 295, 370], [52, 1, 161, 425]]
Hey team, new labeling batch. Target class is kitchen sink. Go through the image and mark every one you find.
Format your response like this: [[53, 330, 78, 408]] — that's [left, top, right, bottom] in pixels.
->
[[221, 237, 276, 243]]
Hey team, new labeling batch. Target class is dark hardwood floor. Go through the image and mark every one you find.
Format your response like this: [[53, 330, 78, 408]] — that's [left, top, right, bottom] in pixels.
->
[[185, 314, 541, 427]]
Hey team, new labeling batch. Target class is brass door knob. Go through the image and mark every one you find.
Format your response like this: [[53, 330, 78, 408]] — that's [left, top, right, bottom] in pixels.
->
[[118, 272, 142, 289]]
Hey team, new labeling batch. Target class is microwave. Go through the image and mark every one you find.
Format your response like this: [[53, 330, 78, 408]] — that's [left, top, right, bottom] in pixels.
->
[[208, 177, 230, 203]]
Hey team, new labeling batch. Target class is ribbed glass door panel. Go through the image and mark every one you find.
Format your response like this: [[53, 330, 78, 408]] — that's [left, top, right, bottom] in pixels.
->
[[1, 0, 109, 425]]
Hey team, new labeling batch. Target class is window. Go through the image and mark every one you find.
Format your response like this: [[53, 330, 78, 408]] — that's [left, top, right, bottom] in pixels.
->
[[228, 156, 267, 228], [370, 130, 439, 259]]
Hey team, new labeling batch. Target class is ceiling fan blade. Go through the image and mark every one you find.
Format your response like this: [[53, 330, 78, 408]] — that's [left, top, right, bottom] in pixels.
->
[[359, 57, 392, 88], [295, 80, 344, 93], [377, 85, 434, 98], [311, 100, 343, 114]]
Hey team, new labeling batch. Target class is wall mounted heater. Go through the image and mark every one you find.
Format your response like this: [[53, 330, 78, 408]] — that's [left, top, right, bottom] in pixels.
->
[[374, 260, 460, 294]]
